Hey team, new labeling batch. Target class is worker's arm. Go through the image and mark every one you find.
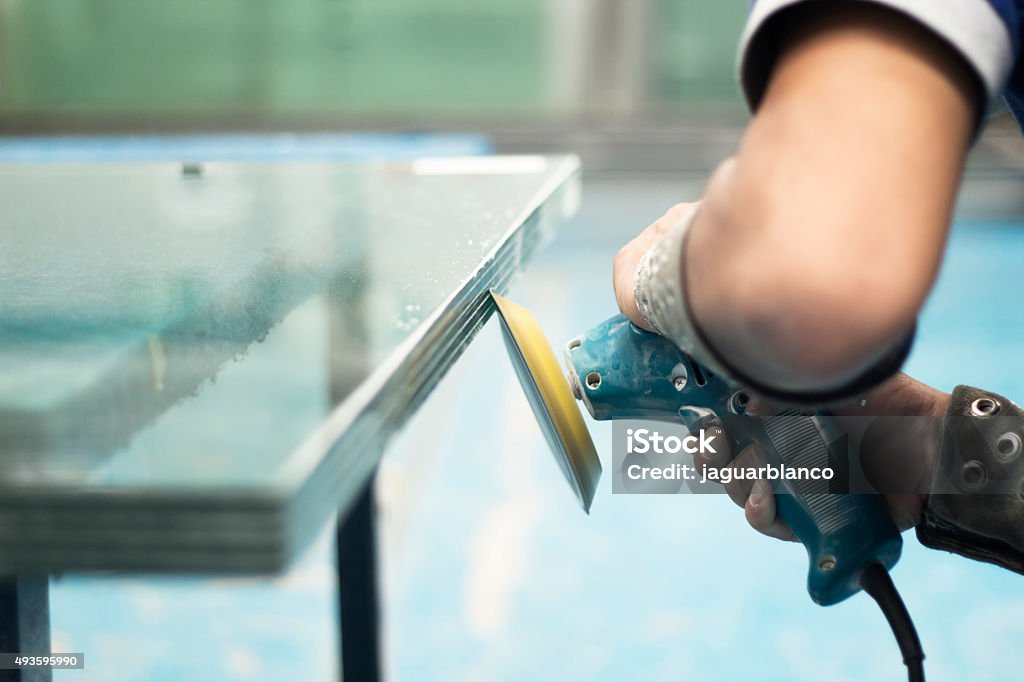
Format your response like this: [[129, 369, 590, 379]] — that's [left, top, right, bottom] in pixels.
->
[[615, 1, 982, 395], [613, 1, 1024, 574]]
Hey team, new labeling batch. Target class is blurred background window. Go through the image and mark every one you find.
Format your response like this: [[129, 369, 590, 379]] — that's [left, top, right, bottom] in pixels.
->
[[0, 0, 749, 131]]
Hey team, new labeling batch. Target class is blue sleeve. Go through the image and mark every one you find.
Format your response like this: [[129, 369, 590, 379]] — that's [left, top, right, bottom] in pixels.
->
[[988, 1, 1024, 126]]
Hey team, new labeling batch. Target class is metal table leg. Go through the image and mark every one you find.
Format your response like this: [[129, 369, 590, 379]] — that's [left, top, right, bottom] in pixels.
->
[[336, 477, 381, 682], [0, 576, 50, 682]]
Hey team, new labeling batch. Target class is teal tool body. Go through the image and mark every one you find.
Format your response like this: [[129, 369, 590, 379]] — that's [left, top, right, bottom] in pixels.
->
[[564, 313, 902, 606], [492, 293, 924, 680]]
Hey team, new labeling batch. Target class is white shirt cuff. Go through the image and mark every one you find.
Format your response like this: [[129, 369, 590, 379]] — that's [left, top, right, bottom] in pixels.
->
[[737, 0, 1015, 112]]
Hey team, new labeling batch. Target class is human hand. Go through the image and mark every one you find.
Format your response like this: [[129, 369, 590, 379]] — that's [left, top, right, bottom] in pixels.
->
[[699, 372, 950, 541], [612, 201, 699, 332]]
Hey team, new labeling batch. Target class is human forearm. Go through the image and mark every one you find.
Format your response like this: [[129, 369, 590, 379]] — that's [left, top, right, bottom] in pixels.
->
[[680, 3, 978, 393]]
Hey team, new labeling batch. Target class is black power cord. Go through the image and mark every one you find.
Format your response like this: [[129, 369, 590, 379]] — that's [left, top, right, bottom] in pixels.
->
[[859, 562, 925, 682]]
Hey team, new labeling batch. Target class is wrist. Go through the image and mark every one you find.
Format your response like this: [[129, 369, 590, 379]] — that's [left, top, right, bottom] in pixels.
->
[[918, 386, 1024, 574]]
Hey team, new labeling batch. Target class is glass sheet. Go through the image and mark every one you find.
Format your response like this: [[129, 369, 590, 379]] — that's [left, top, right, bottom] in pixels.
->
[[0, 156, 577, 493]]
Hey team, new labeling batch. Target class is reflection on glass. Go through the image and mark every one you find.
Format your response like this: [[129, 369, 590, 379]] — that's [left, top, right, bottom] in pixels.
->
[[0, 158, 571, 490]]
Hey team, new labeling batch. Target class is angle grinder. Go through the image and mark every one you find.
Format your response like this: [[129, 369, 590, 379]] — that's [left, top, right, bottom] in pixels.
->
[[491, 290, 926, 681]]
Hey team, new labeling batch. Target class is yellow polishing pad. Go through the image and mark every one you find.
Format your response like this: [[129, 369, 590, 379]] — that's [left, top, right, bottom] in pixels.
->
[[491, 291, 601, 513]]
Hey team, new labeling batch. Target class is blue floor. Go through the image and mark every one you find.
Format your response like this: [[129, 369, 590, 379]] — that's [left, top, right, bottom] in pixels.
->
[[53, 179, 1024, 681]]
